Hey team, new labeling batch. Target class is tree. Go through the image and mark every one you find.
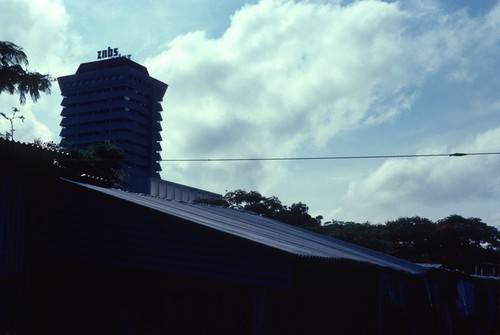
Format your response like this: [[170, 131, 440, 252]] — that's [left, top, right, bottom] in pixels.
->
[[278, 202, 323, 227], [316, 220, 387, 251], [195, 190, 499, 274], [384, 216, 435, 262], [0, 107, 24, 140], [430, 215, 500, 273], [198, 189, 322, 227], [0, 41, 52, 104], [32, 138, 59, 150], [224, 189, 286, 218], [317, 215, 500, 274], [58, 142, 125, 188]]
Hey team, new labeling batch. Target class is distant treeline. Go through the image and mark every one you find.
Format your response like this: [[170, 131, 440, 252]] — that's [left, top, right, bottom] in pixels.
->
[[313, 215, 499, 275], [196, 190, 500, 275]]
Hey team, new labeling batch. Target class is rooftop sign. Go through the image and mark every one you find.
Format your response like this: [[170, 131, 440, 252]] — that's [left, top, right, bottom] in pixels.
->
[[97, 47, 131, 60]]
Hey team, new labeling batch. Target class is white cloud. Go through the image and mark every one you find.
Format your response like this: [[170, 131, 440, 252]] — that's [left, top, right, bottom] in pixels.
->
[[343, 126, 500, 224], [2, 0, 75, 67], [2, 0, 498, 226], [0, 0, 84, 142], [0, 100, 53, 142], [143, 0, 497, 195]]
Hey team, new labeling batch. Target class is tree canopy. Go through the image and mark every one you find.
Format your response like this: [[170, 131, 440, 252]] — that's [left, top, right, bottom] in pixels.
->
[[0, 41, 52, 104], [57, 142, 125, 188], [196, 190, 499, 275], [195, 189, 323, 228], [315, 215, 500, 274]]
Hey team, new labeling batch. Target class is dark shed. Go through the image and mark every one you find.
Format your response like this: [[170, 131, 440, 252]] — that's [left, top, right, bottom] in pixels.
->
[[1, 138, 498, 334], [25, 178, 432, 334]]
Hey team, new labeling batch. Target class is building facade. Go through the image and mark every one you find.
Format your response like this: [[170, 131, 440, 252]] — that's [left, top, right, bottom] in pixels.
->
[[58, 56, 168, 190]]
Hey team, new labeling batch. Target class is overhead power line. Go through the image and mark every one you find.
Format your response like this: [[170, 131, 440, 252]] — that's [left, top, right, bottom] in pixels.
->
[[160, 152, 500, 162]]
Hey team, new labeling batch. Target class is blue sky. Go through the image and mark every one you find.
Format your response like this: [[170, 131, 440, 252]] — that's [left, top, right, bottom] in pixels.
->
[[1, 0, 499, 227]]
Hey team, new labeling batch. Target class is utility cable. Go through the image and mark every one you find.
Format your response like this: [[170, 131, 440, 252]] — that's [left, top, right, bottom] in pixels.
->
[[159, 152, 500, 162]]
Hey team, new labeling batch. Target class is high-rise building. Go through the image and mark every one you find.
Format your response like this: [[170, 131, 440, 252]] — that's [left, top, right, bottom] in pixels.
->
[[58, 56, 168, 190]]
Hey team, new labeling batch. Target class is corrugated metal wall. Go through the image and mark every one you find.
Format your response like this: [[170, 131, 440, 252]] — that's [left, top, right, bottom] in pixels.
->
[[0, 173, 27, 333], [0, 174, 26, 279], [29, 179, 294, 288]]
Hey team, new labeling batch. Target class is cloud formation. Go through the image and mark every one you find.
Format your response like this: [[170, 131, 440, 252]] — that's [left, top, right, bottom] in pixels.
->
[[1, 0, 498, 226], [347, 126, 500, 206], [0, 0, 84, 142], [144, 1, 499, 207]]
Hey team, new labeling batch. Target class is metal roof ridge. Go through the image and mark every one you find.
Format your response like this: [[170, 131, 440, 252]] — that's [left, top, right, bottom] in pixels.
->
[[0, 137, 65, 153], [66, 180, 429, 274]]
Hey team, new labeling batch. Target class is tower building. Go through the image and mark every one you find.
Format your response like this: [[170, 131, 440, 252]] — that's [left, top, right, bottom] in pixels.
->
[[58, 55, 168, 190]]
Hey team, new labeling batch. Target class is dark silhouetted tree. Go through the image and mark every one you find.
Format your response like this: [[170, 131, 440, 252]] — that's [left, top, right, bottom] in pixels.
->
[[278, 202, 323, 227], [32, 138, 59, 150], [195, 192, 499, 274], [197, 189, 322, 227], [430, 215, 500, 273], [58, 142, 125, 187], [0, 41, 52, 104], [384, 216, 435, 262], [224, 189, 286, 219], [316, 221, 387, 251], [317, 215, 499, 274], [0, 107, 24, 140]]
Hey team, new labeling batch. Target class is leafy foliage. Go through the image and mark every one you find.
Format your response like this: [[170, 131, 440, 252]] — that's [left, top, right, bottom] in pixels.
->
[[195, 189, 322, 227], [197, 190, 499, 274], [0, 41, 52, 104], [32, 138, 60, 150], [317, 221, 388, 251], [315, 215, 500, 274], [0, 107, 24, 140], [58, 142, 125, 188]]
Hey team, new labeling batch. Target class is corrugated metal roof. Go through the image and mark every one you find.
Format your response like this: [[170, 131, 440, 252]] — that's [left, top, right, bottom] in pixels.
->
[[72, 180, 428, 275]]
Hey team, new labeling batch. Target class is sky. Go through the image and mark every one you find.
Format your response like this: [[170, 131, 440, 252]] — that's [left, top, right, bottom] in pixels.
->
[[1, 0, 499, 227]]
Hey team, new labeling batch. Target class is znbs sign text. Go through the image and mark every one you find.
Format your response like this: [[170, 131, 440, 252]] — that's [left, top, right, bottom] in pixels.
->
[[97, 47, 131, 60]]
